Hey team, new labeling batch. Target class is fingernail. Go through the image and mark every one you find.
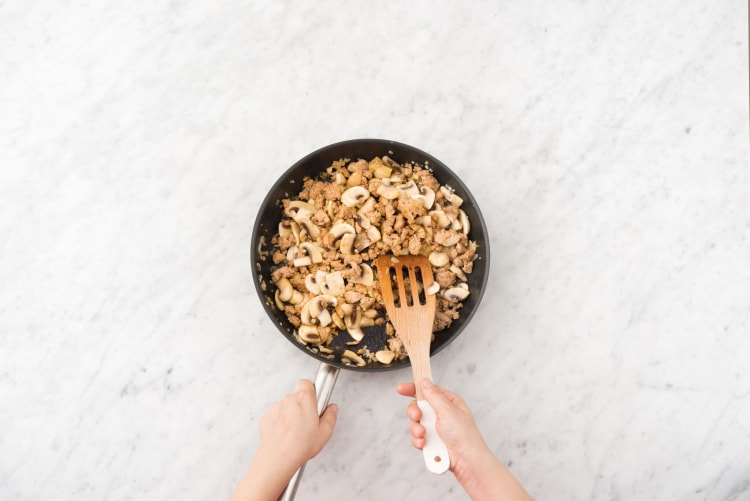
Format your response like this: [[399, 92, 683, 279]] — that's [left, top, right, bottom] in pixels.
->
[[422, 379, 434, 389]]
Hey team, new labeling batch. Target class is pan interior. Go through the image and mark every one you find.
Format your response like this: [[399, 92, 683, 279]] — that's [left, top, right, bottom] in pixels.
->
[[251, 139, 489, 372]]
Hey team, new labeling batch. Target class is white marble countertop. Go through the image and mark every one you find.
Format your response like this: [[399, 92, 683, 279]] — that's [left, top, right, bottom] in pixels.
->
[[1, 1, 749, 500]]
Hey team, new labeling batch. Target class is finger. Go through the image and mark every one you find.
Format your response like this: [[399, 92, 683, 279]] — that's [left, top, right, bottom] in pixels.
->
[[412, 436, 426, 450], [318, 403, 338, 442], [410, 421, 425, 439], [407, 401, 422, 421], [396, 382, 416, 397], [295, 379, 315, 395], [421, 379, 455, 415]]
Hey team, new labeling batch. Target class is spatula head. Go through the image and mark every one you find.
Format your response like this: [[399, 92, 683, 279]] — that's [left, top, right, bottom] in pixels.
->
[[375, 255, 437, 347]]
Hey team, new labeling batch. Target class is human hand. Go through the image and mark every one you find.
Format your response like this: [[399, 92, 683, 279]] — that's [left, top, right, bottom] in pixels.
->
[[258, 379, 338, 471], [397, 380, 533, 501], [396, 379, 491, 473], [231, 380, 338, 501]]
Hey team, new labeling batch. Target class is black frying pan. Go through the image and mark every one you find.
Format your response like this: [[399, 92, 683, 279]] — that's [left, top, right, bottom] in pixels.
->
[[250, 139, 489, 499]]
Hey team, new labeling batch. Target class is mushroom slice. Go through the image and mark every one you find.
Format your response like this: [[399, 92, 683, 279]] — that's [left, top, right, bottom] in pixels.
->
[[376, 183, 399, 200], [439, 186, 464, 207], [346, 328, 365, 343], [286, 245, 298, 261], [357, 197, 376, 217], [429, 210, 451, 228], [373, 164, 392, 179], [317, 309, 333, 327], [320, 271, 345, 296], [420, 187, 436, 209], [334, 172, 346, 185], [329, 222, 356, 242], [300, 301, 315, 324], [342, 349, 366, 366], [341, 186, 370, 207], [416, 215, 432, 227], [397, 181, 420, 197], [293, 256, 312, 267], [299, 242, 323, 264], [278, 221, 296, 238], [331, 311, 346, 330], [297, 217, 321, 239], [289, 290, 304, 304], [350, 263, 374, 286], [309, 295, 337, 318], [339, 233, 355, 255], [305, 271, 324, 294], [286, 201, 316, 222], [428, 251, 450, 268], [275, 277, 293, 302], [326, 200, 337, 219], [450, 264, 468, 282], [298, 324, 322, 343], [346, 171, 363, 187], [425, 282, 440, 295], [360, 317, 375, 328], [366, 226, 381, 244], [375, 350, 395, 364], [355, 213, 371, 230], [443, 286, 470, 301], [274, 290, 285, 310], [458, 209, 470, 235]]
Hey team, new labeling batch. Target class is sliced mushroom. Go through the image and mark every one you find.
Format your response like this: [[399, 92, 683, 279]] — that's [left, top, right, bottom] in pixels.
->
[[350, 263, 374, 286], [439, 186, 464, 207], [429, 210, 451, 228], [458, 209, 470, 235], [366, 225, 381, 243], [397, 181, 420, 197], [274, 290, 285, 310], [420, 187, 436, 209], [297, 217, 321, 239], [355, 213, 371, 230], [429, 251, 450, 267], [425, 282, 440, 295], [298, 324, 322, 343], [300, 301, 314, 324], [317, 309, 333, 327], [275, 277, 293, 302], [346, 171, 363, 187], [299, 242, 323, 264], [450, 264, 468, 282], [443, 286, 470, 301], [320, 271, 345, 296], [376, 183, 399, 199], [278, 221, 295, 238], [326, 200, 337, 219], [373, 164, 392, 179], [334, 172, 346, 185], [293, 256, 312, 267], [305, 271, 325, 294], [360, 317, 375, 328], [286, 201, 316, 219], [289, 290, 304, 304], [309, 295, 337, 318], [339, 233, 355, 255], [347, 328, 365, 343], [342, 349, 366, 366], [357, 197, 376, 217], [344, 306, 362, 331], [331, 311, 346, 330], [375, 350, 395, 364], [286, 245, 298, 261], [416, 215, 433, 226], [341, 186, 370, 207], [329, 222, 356, 242]]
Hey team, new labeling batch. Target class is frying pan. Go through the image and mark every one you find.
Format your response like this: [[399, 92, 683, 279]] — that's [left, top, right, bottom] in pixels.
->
[[250, 139, 490, 499]]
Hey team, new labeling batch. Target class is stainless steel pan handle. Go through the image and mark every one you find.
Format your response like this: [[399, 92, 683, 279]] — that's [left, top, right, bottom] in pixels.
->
[[278, 362, 340, 501]]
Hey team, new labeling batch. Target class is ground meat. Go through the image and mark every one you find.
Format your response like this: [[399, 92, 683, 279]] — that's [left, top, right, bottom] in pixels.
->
[[435, 269, 457, 289]]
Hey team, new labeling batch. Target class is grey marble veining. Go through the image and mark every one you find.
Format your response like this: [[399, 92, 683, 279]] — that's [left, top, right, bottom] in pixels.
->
[[1, 1, 748, 500]]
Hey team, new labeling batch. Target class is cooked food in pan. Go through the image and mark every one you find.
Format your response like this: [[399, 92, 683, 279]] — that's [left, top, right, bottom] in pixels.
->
[[269, 156, 477, 366]]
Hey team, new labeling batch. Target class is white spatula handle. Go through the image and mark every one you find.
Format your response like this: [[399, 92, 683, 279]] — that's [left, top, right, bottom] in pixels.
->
[[417, 400, 450, 474]]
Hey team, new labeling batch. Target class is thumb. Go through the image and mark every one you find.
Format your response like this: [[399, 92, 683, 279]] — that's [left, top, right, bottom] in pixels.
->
[[422, 380, 455, 416], [318, 403, 338, 442]]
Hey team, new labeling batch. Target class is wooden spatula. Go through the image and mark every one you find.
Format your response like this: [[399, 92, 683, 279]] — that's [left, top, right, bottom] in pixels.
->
[[375, 254, 450, 474]]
